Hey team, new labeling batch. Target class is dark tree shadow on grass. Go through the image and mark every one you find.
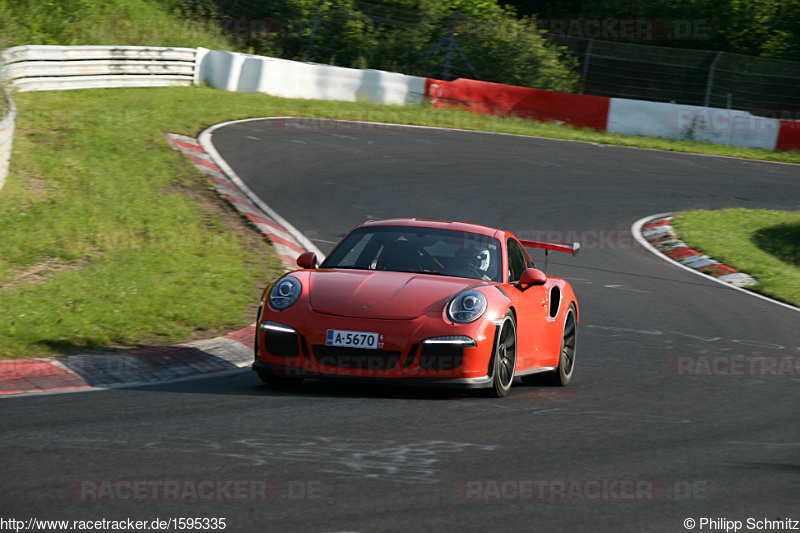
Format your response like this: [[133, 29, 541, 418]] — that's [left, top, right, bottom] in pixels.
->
[[751, 222, 800, 267]]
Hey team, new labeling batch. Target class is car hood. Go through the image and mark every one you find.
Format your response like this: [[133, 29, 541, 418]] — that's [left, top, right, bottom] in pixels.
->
[[308, 269, 482, 320]]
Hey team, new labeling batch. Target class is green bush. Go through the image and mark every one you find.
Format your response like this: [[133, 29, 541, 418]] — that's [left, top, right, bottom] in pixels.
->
[[0, 0, 234, 49]]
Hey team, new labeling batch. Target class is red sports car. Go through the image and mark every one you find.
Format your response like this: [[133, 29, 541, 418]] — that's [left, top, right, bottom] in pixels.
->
[[253, 218, 579, 397]]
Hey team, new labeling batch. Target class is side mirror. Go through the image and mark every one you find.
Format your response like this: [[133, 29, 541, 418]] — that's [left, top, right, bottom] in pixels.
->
[[296, 251, 318, 269], [519, 268, 547, 286]]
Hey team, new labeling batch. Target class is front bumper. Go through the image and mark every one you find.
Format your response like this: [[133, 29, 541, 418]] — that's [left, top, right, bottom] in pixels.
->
[[255, 310, 500, 383], [251, 360, 493, 389]]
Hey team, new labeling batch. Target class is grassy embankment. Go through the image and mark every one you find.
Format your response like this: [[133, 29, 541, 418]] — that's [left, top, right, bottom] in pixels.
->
[[1, 0, 798, 359], [671, 209, 800, 307]]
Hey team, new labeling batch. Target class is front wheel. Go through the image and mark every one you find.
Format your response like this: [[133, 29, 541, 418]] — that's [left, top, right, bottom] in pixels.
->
[[487, 312, 517, 398]]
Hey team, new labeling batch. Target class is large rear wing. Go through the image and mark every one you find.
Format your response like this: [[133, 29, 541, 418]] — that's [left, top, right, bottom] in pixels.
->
[[520, 240, 581, 256], [520, 240, 580, 274]]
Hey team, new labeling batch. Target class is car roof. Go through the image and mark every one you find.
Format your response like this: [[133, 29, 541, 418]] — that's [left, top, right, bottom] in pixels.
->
[[358, 218, 506, 239]]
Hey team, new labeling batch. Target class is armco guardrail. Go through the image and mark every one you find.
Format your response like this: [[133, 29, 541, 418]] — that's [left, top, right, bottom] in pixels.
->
[[0, 43, 796, 193], [1, 45, 198, 92]]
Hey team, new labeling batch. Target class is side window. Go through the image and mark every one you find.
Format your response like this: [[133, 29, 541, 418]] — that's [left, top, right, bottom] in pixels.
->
[[507, 239, 527, 283]]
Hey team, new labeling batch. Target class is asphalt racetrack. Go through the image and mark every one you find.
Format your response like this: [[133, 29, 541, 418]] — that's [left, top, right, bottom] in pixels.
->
[[3, 119, 799, 532]]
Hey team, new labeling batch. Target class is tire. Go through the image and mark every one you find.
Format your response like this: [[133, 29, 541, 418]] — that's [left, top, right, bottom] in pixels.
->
[[256, 368, 304, 390], [523, 303, 577, 387], [254, 305, 263, 363], [487, 312, 517, 398]]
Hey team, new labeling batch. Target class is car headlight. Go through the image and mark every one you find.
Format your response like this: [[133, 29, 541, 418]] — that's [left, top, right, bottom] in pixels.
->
[[447, 290, 487, 323], [269, 276, 302, 310]]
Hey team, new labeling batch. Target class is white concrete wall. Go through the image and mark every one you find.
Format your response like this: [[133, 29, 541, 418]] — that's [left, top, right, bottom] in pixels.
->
[[197, 49, 426, 106], [607, 98, 780, 150]]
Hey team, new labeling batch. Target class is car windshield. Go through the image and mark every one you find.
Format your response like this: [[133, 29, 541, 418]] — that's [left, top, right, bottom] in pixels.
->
[[320, 226, 502, 282]]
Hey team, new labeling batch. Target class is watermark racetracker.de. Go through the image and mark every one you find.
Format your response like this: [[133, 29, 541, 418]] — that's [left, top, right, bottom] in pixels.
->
[[454, 479, 708, 501], [455, 17, 712, 41], [67, 479, 321, 501], [665, 355, 800, 377]]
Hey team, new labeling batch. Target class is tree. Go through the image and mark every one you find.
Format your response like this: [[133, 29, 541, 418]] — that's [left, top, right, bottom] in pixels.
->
[[507, 0, 800, 61]]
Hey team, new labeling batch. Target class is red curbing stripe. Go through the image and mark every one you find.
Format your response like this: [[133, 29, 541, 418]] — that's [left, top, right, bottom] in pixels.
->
[[700, 263, 739, 277], [261, 232, 306, 255], [224, 326, 256, 349], [0, 360, 90, 395], [186, 153, 222, 172], [205, 173, 231, 187], [664, 247, 701, 261], [221, 193, 259, 212], [643, 219, 672, 228], [172, 139, 205, 153], [247, 213, 289, 234]]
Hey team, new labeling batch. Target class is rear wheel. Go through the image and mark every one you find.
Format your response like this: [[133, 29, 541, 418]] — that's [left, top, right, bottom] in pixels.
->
[[488, 312, 517, 398], [524, 303, 577, 387]]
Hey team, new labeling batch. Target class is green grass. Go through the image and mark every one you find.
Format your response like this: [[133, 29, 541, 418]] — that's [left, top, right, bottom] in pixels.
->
[[0, 0, 235, 50], [672, 209, 800, 307], [2, 86, 799, 359], [0, 86, 291, 358]]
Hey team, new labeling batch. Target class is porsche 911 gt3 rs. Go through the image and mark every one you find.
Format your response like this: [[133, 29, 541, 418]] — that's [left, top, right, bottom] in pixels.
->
[[253, 218, 579, 397]]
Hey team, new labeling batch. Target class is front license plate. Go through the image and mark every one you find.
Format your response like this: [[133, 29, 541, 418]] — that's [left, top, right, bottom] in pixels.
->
[[326, 330, 379, 350]]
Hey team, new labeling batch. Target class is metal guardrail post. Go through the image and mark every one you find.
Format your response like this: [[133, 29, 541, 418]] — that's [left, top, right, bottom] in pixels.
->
[[704, 50, 723, 108], [578, 38, 593, 95]]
